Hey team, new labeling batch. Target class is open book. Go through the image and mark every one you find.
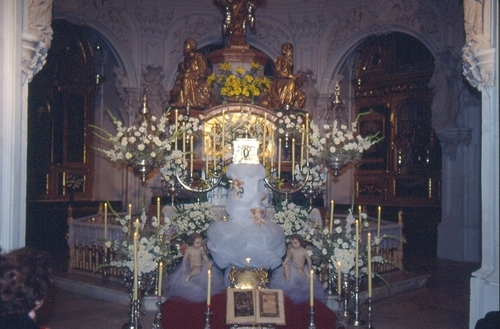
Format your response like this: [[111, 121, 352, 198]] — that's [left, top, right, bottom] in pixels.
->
[[226, 288, 286, 326]]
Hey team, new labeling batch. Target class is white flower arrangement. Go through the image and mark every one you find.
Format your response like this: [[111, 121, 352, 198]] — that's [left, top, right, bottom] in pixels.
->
[[311, 208, 384, 277], [92, 110, 176, 169], [294, 163, 328, 191], [168, 113, 204, 139], [171, 202, 218, 238], [160, 150, 186, 187], [272, 200, 317, 243], [106, 211, 182, 275], [274, 111, 304, 139], [320, 115, 381, 165]]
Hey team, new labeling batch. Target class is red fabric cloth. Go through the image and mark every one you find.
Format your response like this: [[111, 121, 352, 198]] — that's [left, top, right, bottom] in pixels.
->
[[161, 293, 336, 329]]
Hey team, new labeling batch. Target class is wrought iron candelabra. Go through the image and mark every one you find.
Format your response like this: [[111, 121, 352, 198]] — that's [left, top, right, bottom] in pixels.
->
[[122, 299, 142, 329], [264, 165, 310, 201], [367, 296, 374, 328], [175, 163, 225, 197], [308, 307, 316, 329], [203, 307, 212, 329], [151, 296, 163, 329], [348, 276, 366, 327], [101, 247, 110, 284]]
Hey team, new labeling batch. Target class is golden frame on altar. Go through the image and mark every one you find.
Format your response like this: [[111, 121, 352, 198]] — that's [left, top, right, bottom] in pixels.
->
[[226, 288, 286, 326]]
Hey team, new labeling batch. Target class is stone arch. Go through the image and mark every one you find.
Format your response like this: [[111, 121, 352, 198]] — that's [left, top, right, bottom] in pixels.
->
[[52, 12, 139, 88], [163, 14, 294, 95], [163, 15, 221, 90], [320, 25, 442, 95]]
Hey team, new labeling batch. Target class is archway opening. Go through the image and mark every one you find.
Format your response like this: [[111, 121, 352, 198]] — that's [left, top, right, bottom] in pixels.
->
[[351, 32, 442, 269]]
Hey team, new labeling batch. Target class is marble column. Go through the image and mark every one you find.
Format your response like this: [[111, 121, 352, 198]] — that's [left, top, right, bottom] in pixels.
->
[[0, 0, 53, 251], [462, 0, 499, 326]]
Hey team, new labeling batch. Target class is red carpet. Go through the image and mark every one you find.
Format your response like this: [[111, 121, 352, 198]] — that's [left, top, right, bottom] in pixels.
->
[[161, 293, 336, 328]]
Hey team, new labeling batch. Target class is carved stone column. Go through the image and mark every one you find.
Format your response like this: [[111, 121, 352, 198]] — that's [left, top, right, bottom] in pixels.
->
[[22, 0, 53, 84], [0, 0, 53, 251], [462, 0, 499, 327]]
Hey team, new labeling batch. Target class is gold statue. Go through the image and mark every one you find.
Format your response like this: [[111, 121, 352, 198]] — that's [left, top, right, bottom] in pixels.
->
[[170, 38, 213, 108], [262, 43, 306, 110], [217, 0, 258, 47]]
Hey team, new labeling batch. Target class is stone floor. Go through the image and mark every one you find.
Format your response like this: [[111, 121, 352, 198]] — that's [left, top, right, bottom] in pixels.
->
[[35, 258, 478, 329]]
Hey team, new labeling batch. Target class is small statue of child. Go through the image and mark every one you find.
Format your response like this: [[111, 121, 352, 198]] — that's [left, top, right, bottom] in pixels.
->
[[251, 207, 266, 226], [182, 233, 212, 283], [283, 234, 312, 282]]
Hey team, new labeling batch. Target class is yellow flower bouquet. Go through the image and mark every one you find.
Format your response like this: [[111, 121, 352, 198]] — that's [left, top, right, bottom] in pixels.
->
[[207, 62, 271, 103]]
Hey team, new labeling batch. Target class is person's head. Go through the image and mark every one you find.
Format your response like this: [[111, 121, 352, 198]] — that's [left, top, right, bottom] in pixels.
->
[[183, 38, 197, 56], [188, 233, 203, 248], [289, 234, 303, 248], [0, 248, 51, 316], [281, 43, 294, 58]]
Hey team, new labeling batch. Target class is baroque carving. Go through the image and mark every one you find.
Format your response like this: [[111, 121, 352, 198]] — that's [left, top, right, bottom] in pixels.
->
[[114, 66, 140, 123], [462, 0, 495, 91], [168, 16, 219, 61], [324, 1, 451, 62], [22, 0, 54, 84], [287, 13, 326, 39], [143, 65, 168, 118], [253, 20, 289, 52], [135, 5, 174, 36], [54, 0, 132, 48], [429, 50, 461, 131], [435, 127, 472, 159]]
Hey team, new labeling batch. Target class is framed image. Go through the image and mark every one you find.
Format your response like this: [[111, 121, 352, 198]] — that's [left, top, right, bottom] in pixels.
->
[[226, 288, 285, 326]]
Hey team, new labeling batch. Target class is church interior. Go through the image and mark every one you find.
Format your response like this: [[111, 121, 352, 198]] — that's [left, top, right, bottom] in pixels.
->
[[0, 0, 498, 328]]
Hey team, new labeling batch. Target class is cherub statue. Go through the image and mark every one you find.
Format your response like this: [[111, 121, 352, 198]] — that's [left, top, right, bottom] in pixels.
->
[[261, 43, 306, 110], [231, 179, 245, 198], [182, 233, 212, 283], [283, 234, 312, 282], [251, 207, 266, 226]]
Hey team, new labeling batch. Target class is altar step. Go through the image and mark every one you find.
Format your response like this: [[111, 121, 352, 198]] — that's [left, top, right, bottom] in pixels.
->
[[53, 270, 429, 309]]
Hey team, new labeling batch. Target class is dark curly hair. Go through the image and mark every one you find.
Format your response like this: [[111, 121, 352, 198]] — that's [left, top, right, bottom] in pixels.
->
[[0, 248, 51, 316]]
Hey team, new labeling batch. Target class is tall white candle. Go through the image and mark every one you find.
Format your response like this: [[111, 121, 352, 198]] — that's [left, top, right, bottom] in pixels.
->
[[158, 261, 163, 297], [157, 197, 161, 222], [128, 204, 132, 218], [205, 145, 209, 177], [309, 269, 314, 307], [300, 126, 305, 166], [278, 138, 282, 179], [263, 113, 267, 163], [367, 233, 372, 298], [377, 206, 382, 237], [190, 135, 194, 176], [104, 202, 108, 241], [182, 122, 186, 156], [221, 108, 225, 152], [291, 138, 295, 178], [207, 269, 212, 306], [355, 220, 359, 278], [133, 232, 139, 300], [271, 129, 274, 168], [175, 109, 178, 150], [305, 113, 309, 160], [337, 261, 342, 295], [213, 127, 216, 168], [329, 200, 334, 234]]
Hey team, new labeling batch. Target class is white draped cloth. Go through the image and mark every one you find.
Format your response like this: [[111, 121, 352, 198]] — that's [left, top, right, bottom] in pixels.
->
[[206, 163, 287, 270]]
